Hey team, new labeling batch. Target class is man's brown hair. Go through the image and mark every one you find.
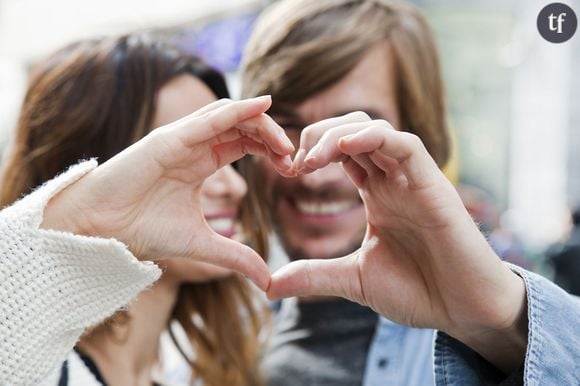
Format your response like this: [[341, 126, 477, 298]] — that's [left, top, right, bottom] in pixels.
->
[[241, 0, 450, 166]]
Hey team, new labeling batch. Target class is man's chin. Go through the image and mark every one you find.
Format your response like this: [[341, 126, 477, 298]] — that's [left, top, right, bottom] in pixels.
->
[[284, 243, 361, 261], [271, 215, 365, 261]]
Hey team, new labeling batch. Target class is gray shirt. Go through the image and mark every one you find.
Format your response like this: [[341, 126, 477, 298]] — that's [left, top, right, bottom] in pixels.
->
[[263, 298, 379, 386]]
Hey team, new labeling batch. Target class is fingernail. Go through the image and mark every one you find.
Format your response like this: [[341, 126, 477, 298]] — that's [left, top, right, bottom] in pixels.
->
[[254, 95, 271, 102], [280, 131, 295, 150], [281, 155, 292, 169], [304, 145, 321, 163], [292, 148, 306, 171], [340, 134, 356, 143]]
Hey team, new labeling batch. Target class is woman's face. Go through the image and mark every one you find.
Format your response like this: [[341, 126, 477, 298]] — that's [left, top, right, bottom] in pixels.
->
[[152, 74, 247, 284]]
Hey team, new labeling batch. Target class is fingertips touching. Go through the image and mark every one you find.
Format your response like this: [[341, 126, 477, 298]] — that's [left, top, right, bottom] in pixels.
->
[[279, 157, 296, 177], [271, 153, 294, 176]]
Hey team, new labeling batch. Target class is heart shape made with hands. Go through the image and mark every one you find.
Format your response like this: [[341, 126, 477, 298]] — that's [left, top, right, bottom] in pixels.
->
[[260, 112, 417, 301], [251, 111, 445, 302], [252, 111, 516, 346]]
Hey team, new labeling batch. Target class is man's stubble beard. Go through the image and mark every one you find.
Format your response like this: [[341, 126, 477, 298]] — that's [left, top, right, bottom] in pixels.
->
[[268, 187, 366, 261]]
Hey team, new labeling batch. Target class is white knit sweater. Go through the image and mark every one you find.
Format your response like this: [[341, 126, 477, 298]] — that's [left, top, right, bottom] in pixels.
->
[[0, 161, 161, 385]]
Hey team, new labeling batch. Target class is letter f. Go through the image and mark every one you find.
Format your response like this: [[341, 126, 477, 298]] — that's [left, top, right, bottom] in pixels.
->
[[557, 13, 567, 33]]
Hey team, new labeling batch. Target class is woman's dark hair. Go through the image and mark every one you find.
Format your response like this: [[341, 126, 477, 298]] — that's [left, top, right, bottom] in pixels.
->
[[0, 34, 267, 386], [1, 34, 228, 194]]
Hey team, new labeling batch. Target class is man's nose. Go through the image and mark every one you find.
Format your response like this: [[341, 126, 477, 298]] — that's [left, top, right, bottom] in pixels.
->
[[298, 162, 347, 189]]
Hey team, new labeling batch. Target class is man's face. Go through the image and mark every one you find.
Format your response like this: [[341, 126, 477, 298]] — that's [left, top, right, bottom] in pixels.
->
[[262, 40, 401, 260]]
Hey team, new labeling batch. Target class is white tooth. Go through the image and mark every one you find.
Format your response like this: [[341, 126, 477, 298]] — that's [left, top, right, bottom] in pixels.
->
[[208, 218, 234, 232], [319, 203, 332, 214], [296, 200, 357, 215], [322, 203, 332, 214]]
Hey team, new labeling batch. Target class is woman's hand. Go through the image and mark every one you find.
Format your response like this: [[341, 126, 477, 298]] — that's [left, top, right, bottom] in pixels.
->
[[268, 112, 528, 371], [42, 96, 293, 290]]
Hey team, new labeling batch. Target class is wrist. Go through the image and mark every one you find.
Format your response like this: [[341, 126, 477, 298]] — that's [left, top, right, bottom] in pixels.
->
[[452, 269, 528, 373], [40, 178, 97, 237]]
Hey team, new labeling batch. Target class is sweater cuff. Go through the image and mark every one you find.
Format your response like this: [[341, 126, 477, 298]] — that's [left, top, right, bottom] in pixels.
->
[[0, 160, 161, 385], [0, 160, 98, 224]]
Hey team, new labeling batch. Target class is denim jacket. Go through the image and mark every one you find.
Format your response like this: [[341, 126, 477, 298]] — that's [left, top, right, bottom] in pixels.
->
[[434, 264, 580, 385], [363, 264, 580, 386], [362, 318, 435, 385]]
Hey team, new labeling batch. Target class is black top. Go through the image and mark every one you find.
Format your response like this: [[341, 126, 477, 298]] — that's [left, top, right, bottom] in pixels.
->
[[262, 298, 379, 386], [59, 349, 162, 386]]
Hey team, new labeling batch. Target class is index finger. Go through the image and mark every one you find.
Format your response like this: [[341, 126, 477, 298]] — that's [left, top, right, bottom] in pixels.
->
[[297, 111, 371, 152], [338, 128, 441, 190], [293, 111, 371, 172], [178, 95, 274, 146]]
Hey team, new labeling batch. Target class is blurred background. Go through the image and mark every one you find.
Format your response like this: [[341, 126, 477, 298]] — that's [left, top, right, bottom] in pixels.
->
[[1, 0, 579, 277]]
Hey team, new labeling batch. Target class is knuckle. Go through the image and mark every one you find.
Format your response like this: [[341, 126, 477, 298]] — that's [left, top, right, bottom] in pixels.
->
[[405, 133, 428, 155], [318, 129, 334, 144], [367, 124, 387, 135], [200, 112, 216, 130], [241, 119, 258, 133], [255, 114, 268, 129], [201, 110, 216, 122], [350, 111, 371, 121], [371, 119, 391, 129], [402, 132, 422, 147], [300, 126, 316, 144]]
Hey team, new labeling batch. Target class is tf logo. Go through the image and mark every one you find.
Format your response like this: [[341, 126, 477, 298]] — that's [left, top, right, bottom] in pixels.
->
[[537, 3, 577, 43]]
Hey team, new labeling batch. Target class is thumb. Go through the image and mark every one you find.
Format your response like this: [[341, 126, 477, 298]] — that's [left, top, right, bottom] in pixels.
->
[[267, 255, 363, 302], [193, 233, 271, 291]]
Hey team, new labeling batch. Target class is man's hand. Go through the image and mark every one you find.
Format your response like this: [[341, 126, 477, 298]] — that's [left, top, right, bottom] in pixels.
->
[[268, 112, 528, 372], [42, 96, 294, 291]]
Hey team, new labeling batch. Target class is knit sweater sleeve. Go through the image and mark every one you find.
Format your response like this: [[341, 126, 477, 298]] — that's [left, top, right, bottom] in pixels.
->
[[0, 160, 162, 386]]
